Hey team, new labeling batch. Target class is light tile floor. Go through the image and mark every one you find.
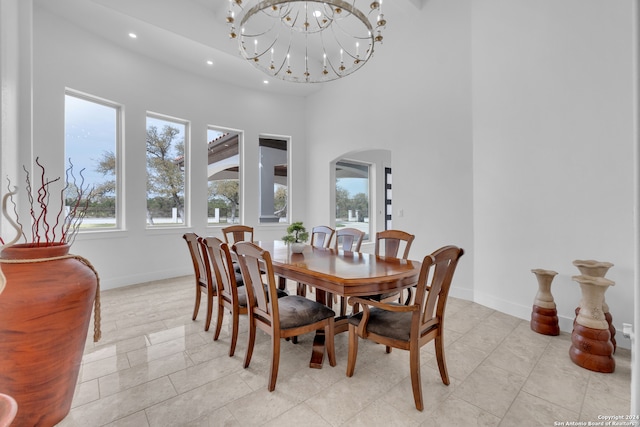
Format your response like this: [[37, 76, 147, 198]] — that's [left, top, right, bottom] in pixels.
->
[[56, 276, 633, 427]]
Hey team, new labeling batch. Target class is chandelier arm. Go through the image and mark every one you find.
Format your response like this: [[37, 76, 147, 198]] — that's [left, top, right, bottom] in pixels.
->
[[320, 27, 343, 77], [273, 31, 294, 77], [327, 21, 372, 61]]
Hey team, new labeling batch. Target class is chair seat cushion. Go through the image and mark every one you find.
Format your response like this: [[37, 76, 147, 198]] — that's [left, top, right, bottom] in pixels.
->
[[278, 296, 335, 330], [236, 286, 248, 307], [348, 305, 412, 341], [274, 287, 289, 298], [234, 270, 246, 286]]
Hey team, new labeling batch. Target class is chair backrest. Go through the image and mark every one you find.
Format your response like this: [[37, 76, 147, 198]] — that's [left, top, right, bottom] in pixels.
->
[[311, 225, 334, 248], [334, 228, 364, 252], [233, 241, 279, 327], [222, 225, 254, 244], [413, 245, 464, 333], [182, 233, 208, 287], [374, 229, 415, 259], [203, 236, 239, 302], [197, 236, 215, 291]]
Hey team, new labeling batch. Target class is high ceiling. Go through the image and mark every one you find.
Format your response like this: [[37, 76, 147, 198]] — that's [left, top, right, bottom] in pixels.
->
[[36, 0, 423, 97]]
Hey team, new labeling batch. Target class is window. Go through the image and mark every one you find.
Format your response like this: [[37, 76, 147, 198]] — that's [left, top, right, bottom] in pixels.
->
[[258, 137, 288, 223], [146, 115, 187, 226], [64, 91, 120, 229], [206, 127, 241, 224], [335, 160, 370, 240]]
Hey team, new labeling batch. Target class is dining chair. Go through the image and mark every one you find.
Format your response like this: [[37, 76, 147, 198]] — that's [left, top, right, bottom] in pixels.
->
[[182, 233, 216, 331], [371, 229, 416, 304], [297, 225, 335, 297], [346, 245, 464, 411], [331, 227, 365, 315], [311, 225, 334, 249], [334, 227, 364, 252], [222, 225, 254, 244], [233, 241, 337, 392], [203, 237, 248, 357]]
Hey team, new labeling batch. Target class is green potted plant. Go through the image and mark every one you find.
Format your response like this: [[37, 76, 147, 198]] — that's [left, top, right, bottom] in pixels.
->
[[282, 221, 309, 253]]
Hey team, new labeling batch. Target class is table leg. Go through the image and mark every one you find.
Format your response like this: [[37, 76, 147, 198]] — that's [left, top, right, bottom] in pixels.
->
[[309, 288, 328, 368]]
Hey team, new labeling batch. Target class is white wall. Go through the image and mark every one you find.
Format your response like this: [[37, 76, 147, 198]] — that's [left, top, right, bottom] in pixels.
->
[[26, 6, 307, 288], [472, 0, 636, 351], [305, 0, 475, 299]]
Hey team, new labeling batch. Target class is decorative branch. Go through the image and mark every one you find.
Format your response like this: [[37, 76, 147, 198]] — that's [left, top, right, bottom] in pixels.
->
[[5, 158, 93, 246]]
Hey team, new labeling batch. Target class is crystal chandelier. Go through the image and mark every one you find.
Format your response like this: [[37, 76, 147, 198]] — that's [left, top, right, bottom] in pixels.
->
[[226, 0, 387, 83]]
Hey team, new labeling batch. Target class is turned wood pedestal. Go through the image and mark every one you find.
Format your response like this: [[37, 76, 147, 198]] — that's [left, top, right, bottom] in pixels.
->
[[570, 274, 615, 373], [530, 269, 560, 336], [572, 260, 616, 352]]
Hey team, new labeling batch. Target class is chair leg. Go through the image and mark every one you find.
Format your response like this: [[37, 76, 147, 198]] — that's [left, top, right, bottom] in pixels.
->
[[268, 336, 281, 392], [204, 294, 213, 331], [325, 320, 337, 367], [243, 319, 256, 369], [386, 346, 392, 353], [346, 324, 358, 377], [409, 347, 424, 411], [229, 310, 239, 357], [192, 287, 201, 320], [434, 335, 450, 385], [213, 302, 224, 341]]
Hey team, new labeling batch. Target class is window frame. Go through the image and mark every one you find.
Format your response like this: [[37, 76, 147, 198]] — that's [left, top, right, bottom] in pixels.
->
[[145, 112, 190, 228], [64, 89, 124, 232], [206, 125, 244, 226], [258, 134, 290, 225]]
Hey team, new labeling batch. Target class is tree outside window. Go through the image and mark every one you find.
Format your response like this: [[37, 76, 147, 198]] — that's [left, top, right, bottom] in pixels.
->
[[335, 160, 370, 238], [146, 115, 186, 226]]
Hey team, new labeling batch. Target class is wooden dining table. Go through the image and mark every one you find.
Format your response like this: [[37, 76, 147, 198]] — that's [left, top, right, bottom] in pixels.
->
[[256, 240, 422, 368]]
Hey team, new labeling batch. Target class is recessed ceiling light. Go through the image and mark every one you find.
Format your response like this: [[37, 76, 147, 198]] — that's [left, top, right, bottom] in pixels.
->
[[263, 80, 269, 84], [206, 60, 214, 66], [128, 32, 137, 39]]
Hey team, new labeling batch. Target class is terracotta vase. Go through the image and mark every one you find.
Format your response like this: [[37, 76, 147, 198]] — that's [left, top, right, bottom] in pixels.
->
[[530, 269, 560, 336], [569, 274, 615, 373], [572, 259, 616, 352], [0, 243, 99, 427]]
